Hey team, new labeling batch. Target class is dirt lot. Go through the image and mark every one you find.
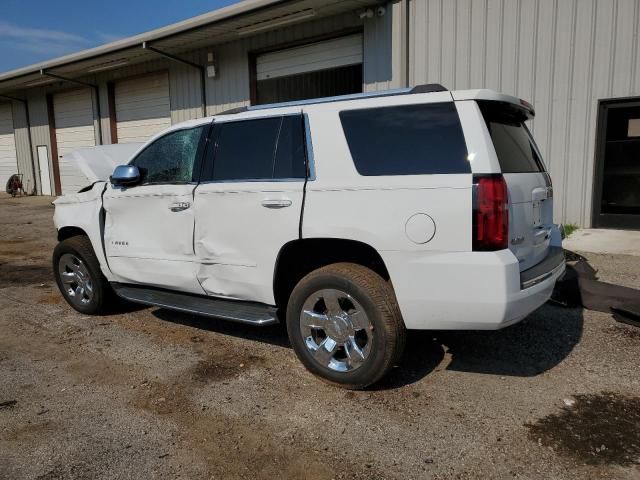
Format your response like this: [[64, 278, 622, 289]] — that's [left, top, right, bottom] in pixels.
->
[[1, 194, 639, 480]]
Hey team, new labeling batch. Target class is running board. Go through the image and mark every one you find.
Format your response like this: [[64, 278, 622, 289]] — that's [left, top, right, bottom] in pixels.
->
[[111, 284, 278, 326]]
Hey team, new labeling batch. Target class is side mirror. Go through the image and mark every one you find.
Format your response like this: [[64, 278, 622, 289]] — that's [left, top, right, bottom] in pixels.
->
[[110, 165, 140, 187]]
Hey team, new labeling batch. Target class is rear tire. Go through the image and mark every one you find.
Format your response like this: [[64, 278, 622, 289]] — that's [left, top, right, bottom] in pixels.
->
[[53, 235, 111, 315], [286, 263, 406, 389]]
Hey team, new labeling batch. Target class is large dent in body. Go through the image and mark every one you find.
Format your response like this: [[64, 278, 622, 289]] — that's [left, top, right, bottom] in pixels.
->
[[195, 238, 267, 303], [53, 182, 113, 280], [194, 236, 257, 267], [53, 181, 105, 206], [101, 183, 203, 291], [196, 263, 269, 303]]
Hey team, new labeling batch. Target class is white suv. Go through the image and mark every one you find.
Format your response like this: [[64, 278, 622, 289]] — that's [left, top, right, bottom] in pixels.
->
[[53, 85, 565, 388]]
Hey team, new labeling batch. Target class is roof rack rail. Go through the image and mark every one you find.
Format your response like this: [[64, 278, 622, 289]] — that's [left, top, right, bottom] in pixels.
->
[[217, 106, 249, 115], [215, 83, 449, 115], [410, 83, 448, 93]]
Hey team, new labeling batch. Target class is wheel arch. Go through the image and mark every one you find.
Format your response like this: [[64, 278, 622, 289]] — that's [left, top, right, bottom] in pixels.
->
[[273, 237, 391, 309], [57, 226, 89, 242]]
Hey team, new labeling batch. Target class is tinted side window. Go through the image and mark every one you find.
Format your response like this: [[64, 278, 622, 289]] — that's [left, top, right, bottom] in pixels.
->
[[205, 115, 306, 181], [131, 126, 204, 183], [211, 118, 280, 181], [273, 115, 306, 179], [478, 101, 544, 173], [339, 103, 469, 176]]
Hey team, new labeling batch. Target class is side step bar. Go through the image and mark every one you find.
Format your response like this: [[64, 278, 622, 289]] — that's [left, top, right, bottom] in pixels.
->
[[111, 283, 279, 326]]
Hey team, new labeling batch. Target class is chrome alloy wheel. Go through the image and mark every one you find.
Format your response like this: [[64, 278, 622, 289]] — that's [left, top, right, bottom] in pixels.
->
[[58, 253, 94, 307], [299, 289, 373, 372]]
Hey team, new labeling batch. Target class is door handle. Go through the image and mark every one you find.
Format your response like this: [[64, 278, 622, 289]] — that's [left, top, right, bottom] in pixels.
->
[[261, 199, 292, 209], [169, 202, 191, 212]]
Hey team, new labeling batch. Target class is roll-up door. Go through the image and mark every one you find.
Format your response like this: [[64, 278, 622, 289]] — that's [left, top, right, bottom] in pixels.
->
[[255, 34, 363, 104], [115, 72, 171, 144], [0, 103, 18, 190], [53, 88, 96, 194]]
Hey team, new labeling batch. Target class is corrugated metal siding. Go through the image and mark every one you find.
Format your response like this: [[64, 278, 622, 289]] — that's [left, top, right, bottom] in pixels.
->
[[53, 88, 97, 194], [87, 58, 184, 140], [256, 33, 363, 80], [363, 1, 404, 91], [11, 101, 37, 194], [409, 0, 640, 227], [169, 50, 207, 124], [18, 95, 52, 195], [0, 102, 18, 189], [7, 9, 398, 194], [205, 12, 380, 114], [97, 82, 111, 145], [53, 88, 96, 157], [87, 52, 205, 136], [115, 72, 171, 143]]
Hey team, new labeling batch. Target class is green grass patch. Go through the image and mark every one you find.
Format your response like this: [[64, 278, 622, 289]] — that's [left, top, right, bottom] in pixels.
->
[[563, 223, 579, 237]]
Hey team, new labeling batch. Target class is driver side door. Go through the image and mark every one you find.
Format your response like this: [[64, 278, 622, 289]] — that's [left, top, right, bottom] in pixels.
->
[[103, 124, 209, 293]]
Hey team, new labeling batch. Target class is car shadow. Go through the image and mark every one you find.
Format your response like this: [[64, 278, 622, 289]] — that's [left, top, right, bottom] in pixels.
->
[[439, 303, 584, 376], [149, 302, 583, 389], [151, 308, 291, 348], [370, 335, 446, 390], [374, 303, 584, 390]]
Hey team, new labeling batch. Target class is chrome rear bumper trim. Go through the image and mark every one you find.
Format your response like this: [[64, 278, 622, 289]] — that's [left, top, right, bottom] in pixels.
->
[[520, 246, 566, 289]]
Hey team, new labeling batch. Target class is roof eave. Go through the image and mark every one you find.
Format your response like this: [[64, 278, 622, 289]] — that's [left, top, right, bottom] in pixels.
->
[[0, 0, 286, 83]]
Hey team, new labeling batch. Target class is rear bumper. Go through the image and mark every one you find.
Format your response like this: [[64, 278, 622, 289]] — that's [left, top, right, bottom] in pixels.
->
[[382, 248, 566, 330], [520, 246, 565, 289]]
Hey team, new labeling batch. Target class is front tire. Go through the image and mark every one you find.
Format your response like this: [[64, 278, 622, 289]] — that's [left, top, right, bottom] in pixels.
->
[[286, 263, 406, 389], [53, 235, 110, 315]]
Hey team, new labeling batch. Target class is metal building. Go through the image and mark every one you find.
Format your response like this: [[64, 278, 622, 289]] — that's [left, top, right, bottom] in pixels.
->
[[0, 0, 638, 229]]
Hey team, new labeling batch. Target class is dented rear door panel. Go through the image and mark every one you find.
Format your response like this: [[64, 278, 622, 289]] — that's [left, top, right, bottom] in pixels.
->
[[193, 182, 303, 304]]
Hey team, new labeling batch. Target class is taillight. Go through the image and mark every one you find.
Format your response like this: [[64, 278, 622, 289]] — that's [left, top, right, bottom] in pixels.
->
[[473, 174, 508, 251]]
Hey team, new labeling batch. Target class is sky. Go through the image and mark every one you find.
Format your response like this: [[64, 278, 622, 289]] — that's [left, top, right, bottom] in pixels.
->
[[0, 0, 242, 73]]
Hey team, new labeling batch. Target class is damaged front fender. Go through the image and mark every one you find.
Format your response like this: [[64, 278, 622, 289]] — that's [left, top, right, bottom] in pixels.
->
[[53, 182, 114, 281]]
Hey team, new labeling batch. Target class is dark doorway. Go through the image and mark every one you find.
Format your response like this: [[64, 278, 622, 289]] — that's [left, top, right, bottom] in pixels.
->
[[593, 99, 640, 229], [255, 64, 363, 105]]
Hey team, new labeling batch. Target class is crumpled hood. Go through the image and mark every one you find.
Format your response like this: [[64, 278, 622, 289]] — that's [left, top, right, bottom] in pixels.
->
[[53, 181, 106, 205], [65, 143, 143, 183]]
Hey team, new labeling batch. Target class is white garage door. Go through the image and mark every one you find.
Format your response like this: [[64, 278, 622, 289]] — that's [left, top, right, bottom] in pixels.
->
[[256, 34, 363, 81], [53, 88, 96, 194], [0, 103, 18, 190], [115, 72, 171, 144], [255, 34, 363, 104]]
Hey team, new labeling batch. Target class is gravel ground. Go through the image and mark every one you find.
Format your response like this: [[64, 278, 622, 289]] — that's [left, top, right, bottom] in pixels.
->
[[0, 194, 639, 480]]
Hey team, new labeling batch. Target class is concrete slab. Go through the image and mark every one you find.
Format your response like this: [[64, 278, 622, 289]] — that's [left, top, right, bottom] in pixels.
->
[[563, 228, 640, 256]]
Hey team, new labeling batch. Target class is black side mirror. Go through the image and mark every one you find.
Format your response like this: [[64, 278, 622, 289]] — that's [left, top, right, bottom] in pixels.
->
[[110, 165, 140, 186]]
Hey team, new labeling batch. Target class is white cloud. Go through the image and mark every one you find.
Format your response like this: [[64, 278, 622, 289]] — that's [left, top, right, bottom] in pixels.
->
[[0, 21, 89, 60], [0, 21, 88, 44]]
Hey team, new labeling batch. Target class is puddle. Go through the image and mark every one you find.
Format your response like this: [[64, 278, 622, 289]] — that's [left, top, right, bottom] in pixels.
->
[[527, 392, 640, 466]]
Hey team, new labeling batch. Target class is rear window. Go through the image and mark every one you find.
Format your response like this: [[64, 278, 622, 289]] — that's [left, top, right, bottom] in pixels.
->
[[478, 101, 544, 173], [202, 114, 306, 181], [339, 103, 469, 176]]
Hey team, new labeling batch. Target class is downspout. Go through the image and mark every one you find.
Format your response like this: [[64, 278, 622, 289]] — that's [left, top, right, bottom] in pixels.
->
[[0, 94, 37, 194], [142, 42, 207, 118], [40, 70, 103, 145], [402, 0, 411, 88]]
